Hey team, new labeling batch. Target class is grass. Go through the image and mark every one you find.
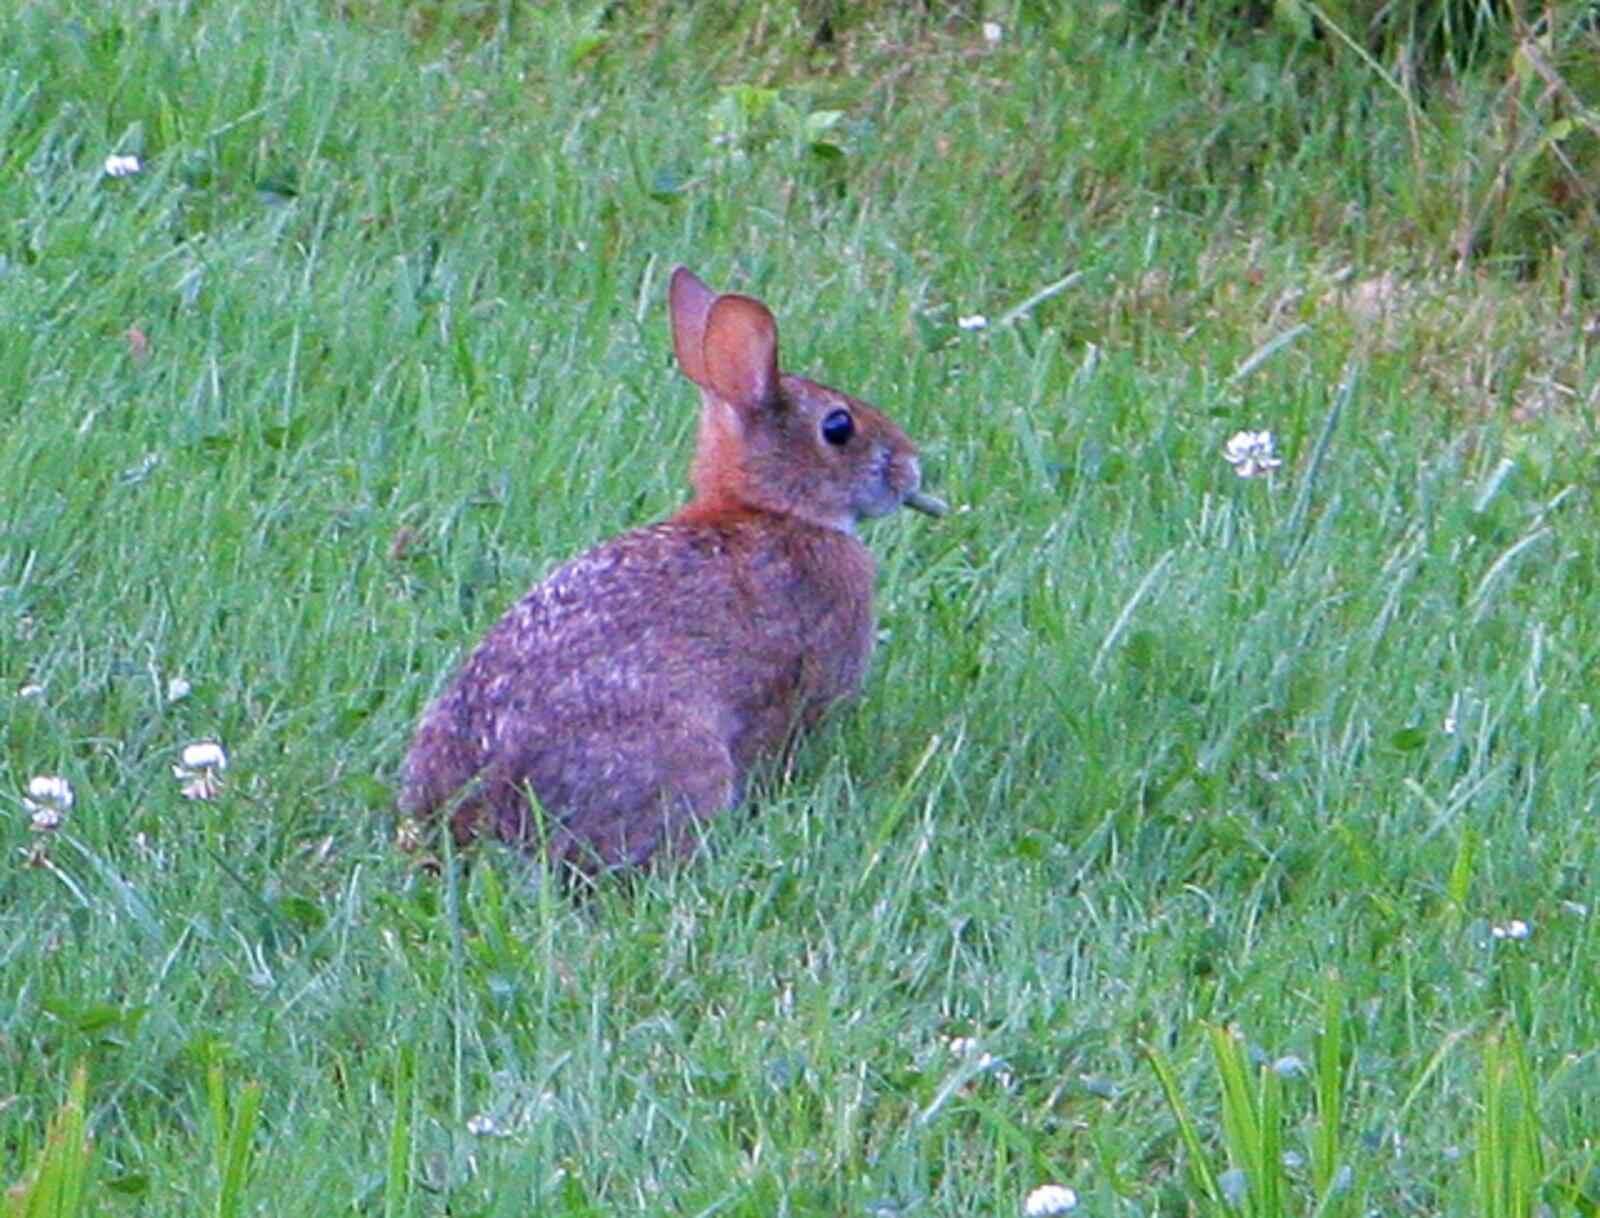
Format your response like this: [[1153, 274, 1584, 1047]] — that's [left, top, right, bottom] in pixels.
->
[[3, 0, 1600, 1214]]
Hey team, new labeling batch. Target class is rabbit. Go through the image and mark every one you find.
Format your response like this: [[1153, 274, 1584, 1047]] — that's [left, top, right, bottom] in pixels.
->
[[397, 265, 945, 875]]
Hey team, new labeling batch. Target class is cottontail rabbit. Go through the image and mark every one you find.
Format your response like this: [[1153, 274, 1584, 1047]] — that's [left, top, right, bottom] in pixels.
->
[[398, 266, 944, 873]]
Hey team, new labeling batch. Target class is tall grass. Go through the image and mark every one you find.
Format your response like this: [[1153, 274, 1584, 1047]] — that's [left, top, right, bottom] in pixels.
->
[[3, 1, 1599, 1214]]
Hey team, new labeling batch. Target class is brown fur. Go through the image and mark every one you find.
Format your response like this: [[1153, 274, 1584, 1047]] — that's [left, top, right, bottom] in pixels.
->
[[397, 267, 934, 874]]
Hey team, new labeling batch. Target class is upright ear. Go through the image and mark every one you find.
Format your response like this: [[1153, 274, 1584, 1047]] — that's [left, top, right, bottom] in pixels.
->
[[669, 266, 717, 387], [702, 294, 780, 411]]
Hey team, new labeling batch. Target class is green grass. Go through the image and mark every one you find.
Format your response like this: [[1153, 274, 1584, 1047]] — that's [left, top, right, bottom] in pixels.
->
[[4, 1, 1600, 1214]]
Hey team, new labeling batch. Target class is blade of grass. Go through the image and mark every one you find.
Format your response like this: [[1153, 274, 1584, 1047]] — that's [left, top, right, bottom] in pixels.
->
[[1311, 973, 1348, 1213], [1469, 527, 1553, 625], [993, 271, 1083, 330], [1282, 363, 1356, 564], [1091, 549, 1175, 681], [1145, 1042, 1225, 1210], [1208, 1024, 1267, 1214], [1259, 1058, 1284, 1218], [856, 732, 942, 894], [385, 1045, 416, 1218], [1228, 323, 1310, 385]]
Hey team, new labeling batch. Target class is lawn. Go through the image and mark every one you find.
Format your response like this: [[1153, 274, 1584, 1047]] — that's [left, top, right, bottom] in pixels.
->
[[3, 1, 1599, 1214]]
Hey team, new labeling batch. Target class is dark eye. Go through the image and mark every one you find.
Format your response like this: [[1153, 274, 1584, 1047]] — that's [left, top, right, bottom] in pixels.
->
[[820, 408, 854, 447]]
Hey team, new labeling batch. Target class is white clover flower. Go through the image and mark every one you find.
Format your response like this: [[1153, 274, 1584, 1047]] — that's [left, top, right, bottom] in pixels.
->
[[173, 740, 227, 800], [1491, 919, 1531, 941], [982, 21, 1004, 45], [30, 777, 73, 806], [166, 676, 192, 702], [179, 774, 221, 801], [103, 154, 143, 178], [1023, 1184, 1078, 1216], [957, 314, 989, 331], [25, 775, 74, 812], [181, 741, 227, 771], [1223, 429, 1282, 478], [30, 806, 66, 832], [24, 776, 74, 831]]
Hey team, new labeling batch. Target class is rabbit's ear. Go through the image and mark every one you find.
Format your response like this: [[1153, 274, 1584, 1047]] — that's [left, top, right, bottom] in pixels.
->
[[670, 267, 717, 388], [703, 294, 780, 410]]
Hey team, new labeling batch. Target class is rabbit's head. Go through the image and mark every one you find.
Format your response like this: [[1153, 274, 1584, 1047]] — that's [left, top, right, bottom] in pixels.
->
[[670, 267, 944, 534]]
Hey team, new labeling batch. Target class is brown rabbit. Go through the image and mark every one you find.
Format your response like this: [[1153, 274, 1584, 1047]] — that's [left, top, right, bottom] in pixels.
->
[[397, 266, 944, 874]]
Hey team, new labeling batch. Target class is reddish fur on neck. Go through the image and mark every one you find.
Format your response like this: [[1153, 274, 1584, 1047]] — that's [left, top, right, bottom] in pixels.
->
[[676, 394, 765, 525]]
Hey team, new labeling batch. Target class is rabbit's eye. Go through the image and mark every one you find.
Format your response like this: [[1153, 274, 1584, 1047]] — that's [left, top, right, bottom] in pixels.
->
[[821, 409, 855, 447]]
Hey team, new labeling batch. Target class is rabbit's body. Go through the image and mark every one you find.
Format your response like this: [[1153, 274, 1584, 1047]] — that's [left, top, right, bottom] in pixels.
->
[[400, 511, 873, 867], [398, 267, 941, 873]]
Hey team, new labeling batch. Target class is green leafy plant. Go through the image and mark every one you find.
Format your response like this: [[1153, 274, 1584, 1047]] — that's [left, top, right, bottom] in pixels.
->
[[6, 1065, 94, 1218], [1148, 980, 1356, 1217], [1472, 1025, 1546, 1218], [206, 1059, 262, 1218]]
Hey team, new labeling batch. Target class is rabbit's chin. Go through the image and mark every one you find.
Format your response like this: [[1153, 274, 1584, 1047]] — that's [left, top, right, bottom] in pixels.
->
[[852, 455, 926, 521]]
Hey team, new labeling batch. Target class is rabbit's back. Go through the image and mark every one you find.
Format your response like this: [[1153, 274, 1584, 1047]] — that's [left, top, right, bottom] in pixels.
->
[[399, 512, 875, 866]]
